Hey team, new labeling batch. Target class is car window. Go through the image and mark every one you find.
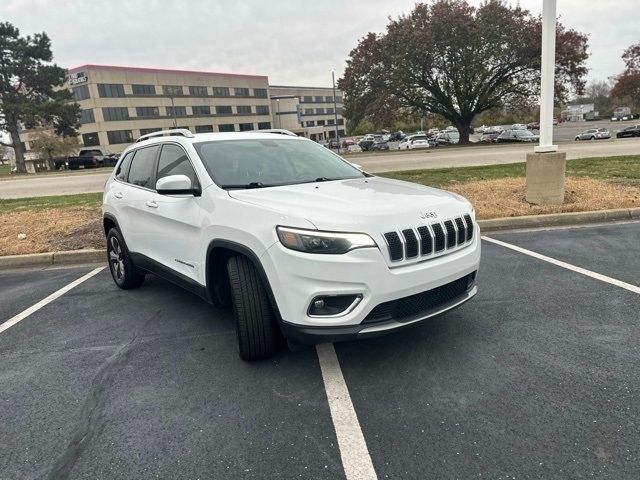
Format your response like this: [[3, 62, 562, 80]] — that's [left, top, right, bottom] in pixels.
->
[[156, 144, 197, 188], [115, 151, 134, 181], [127, 145, 159, 188]]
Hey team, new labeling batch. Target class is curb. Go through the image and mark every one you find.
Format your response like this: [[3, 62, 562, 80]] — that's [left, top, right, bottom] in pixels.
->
[[478, 207, 640, 232], [0, 208, 638, 270]]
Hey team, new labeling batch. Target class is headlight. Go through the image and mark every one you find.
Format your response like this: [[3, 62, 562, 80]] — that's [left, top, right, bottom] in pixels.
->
[[276, 226, 377, 254]]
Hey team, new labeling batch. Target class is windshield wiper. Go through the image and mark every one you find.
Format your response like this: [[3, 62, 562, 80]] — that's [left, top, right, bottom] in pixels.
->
[[221, 182, 267, 189], [314, 177, 332, 182]]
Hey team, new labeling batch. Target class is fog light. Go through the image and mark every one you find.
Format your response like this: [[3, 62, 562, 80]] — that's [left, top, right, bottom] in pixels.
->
[[308, 294, 362, 317]]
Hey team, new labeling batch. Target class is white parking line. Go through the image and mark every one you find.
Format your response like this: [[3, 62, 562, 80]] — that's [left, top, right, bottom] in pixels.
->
[[482, 236, 640, 294], [316, 343, 377, 480], [0, 267, 106, 335]]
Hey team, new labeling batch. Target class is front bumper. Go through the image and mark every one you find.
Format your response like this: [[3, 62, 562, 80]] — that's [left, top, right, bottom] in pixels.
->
[[260, 227, 481, 338]]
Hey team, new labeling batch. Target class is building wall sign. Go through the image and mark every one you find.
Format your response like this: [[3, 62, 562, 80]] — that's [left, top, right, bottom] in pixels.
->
[[68, 72, 88, 85]]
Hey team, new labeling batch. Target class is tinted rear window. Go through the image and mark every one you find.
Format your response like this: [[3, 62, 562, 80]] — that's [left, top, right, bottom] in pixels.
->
[[127, 146, 159, 188]]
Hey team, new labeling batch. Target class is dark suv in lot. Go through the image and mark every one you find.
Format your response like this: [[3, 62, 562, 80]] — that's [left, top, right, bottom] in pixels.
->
[[616, 125, 640, 138]]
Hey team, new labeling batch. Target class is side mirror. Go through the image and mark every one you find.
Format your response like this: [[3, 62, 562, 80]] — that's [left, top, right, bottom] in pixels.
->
[[156, 174, 200, 196]]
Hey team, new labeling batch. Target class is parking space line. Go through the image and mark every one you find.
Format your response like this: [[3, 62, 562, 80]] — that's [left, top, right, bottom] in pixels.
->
[[0, 267, 105, 335], [482, 236, 640, 294], [316, 343, 377, 480]]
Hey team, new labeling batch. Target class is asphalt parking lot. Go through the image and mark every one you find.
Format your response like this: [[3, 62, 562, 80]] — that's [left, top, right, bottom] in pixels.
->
[[1, 221, 639, 479]]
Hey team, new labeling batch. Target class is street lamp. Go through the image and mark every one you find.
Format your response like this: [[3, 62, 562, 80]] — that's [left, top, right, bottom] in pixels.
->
[[331, 68, 340, 152], [276, 99, 281, 129], [169, 95, 178, 128]]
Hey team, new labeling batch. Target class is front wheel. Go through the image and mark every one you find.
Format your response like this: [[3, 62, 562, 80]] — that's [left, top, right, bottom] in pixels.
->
[[106, 228, 145, 289], [227, 256, 279, 360]]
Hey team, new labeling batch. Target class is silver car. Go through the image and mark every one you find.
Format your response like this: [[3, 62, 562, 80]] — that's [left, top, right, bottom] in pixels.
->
[[574, 128, 610, 141]]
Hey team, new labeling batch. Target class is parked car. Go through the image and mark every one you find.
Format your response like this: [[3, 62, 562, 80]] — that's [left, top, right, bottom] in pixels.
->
[[615, 125, 640, 138], [527, 122, 540, 130], [358, 134, 383, 151], [398, 134, 430, 149], [347, 144, 362, 153], [371, 139, 390, 151], [574, 128, 610, 141], [68, 149, 118, 169], [435, 130, 460, 145], [103, 128, 480, 360], [388, 131, 406, 142], [496, 129, 539, 143], [474, 125, 487, 134], [511, 124, 527, 130], [479, 131, 501, 143], [327, 139, 340, 149]]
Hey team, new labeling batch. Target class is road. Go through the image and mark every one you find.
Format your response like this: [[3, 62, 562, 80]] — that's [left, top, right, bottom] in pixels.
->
[[1, 221, 639, 478], [1, 136, 639, 199]]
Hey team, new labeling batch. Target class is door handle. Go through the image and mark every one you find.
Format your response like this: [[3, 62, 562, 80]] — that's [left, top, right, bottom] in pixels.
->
[[146, 200, 158, 209], [114, 192, 123, 199]]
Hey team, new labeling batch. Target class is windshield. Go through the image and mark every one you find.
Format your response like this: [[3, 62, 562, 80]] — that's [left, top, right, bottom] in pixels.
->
[[194, 138, 366, 189]]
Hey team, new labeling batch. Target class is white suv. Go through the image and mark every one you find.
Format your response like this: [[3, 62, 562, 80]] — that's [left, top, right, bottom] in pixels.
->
[[103, 129, 480, 360]]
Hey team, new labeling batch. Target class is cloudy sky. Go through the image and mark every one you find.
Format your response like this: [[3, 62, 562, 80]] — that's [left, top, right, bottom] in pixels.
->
[[4, 0, 638, 88]]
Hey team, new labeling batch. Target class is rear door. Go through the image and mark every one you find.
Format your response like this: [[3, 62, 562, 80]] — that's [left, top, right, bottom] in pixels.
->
[[117, 144, 161, 258], [144, 143, 204, 283]]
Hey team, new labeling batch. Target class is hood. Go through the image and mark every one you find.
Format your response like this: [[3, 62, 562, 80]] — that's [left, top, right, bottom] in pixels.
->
[[228, 176, 472, 232]]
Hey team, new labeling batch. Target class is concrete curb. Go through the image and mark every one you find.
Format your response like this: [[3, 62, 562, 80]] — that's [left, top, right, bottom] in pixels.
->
[[0, 208, 638, 270]]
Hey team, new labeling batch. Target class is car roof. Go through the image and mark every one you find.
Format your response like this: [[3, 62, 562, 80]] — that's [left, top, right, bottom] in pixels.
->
[[134, 131, 307, 147]]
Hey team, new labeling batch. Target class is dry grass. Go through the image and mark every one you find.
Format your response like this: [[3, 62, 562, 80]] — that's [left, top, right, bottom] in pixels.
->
[[448, 177, 640, 219], [0, 207, 103, 256]]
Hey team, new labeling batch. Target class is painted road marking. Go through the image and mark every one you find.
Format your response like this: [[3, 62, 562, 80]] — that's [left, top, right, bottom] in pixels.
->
[[316, 343, 377, 480], [482, 236, 640, 295], [0, 267, 106, 335]]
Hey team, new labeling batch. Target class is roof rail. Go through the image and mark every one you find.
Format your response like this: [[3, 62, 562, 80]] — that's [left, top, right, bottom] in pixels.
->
[[253, 128, 298, 137], [135, 128, 194, 143]]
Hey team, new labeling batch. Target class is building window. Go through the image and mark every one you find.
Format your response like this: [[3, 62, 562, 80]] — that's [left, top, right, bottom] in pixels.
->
[[314, 96, 324, 102], [257, 122, 271, 130], [189, 86, 208, 96], [214, 87, 230, 97], [303, 96, 313, 102], [80, 109, 95, 124], [166, 106, 187, 117], [82, 132, 100, 146], [216, 105, 232, 115], [218, 124, 235, 132], [237, 105, 252, 114], [255, 105, 270, 115], [97, 83, 125, 98], [163, 85, 184, 96], [328, 119, 335, 125], [132, 84, 156, 95], [107, 130, 133, 144], [195, 125, 214, 133], [239, 123, 253, 131], [326, 107, 334, 114], [306, 121, 315, 127], [72, 85, 90, 101], [102, 107, 130, 121], [316, 108, 325, 114], [234, 87, 250, 97], [136, 107, 160, 118], [336, 107, 343, 115], [192, 105, 211, 115], [317, 120, 326, 126], [140, 127, 162, 136], [325, 96, 334, 102], [304, 108, 314, 115], [337, 118, 344, 125], [254, 88, 268, 98], [336, 96, 343, 103]]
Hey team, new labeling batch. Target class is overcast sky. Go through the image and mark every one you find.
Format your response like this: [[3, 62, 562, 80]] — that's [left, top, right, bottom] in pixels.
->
[[3, 0, 638, 88]]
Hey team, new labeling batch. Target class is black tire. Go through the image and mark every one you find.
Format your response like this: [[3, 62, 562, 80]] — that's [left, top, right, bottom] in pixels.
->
[[590, 136, 595, 140], [227, 255, 279, 360], [106, 228, 145, 289]]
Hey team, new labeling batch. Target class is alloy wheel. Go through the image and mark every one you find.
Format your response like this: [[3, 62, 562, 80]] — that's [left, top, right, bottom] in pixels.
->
[[109, 236, 125, 282]]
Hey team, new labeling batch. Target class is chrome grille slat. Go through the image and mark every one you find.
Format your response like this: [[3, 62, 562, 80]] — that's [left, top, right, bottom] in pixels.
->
[[383, 215, 475, 262]]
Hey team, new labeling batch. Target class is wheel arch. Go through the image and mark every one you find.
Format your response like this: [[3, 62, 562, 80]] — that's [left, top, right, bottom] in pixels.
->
[[206, 240, 283, 324], [103, 213, 121, 236]]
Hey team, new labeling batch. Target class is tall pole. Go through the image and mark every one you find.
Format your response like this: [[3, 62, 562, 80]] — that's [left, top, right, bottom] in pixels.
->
[[332, 68, 340, 152], [535, 0, 557, 153], [276, 99, 281, 129], [170, 95, 178, 128]]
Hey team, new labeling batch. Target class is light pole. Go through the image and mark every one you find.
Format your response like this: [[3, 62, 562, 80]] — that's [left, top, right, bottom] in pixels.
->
[[331, 68, 340, 152], [276, 99, 281, 129], [525, 0, 566, 205], [169, 95, 178, 128]]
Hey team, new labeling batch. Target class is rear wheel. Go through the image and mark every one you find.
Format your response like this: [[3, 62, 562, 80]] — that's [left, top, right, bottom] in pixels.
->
[[106, 228, 145, 289], [227, 255, 279, 360], [590, 136, 596, 140]]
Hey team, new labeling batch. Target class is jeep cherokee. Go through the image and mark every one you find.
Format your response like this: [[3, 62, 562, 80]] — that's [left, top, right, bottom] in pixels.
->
[[103, 129, 480, 360]]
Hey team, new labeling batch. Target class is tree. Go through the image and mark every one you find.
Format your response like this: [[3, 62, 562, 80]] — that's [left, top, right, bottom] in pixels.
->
[[29, 131, 79, 162], [611, 42, 640, 108], [339, 1, 589, 144], [0, 22, 80, 173]]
